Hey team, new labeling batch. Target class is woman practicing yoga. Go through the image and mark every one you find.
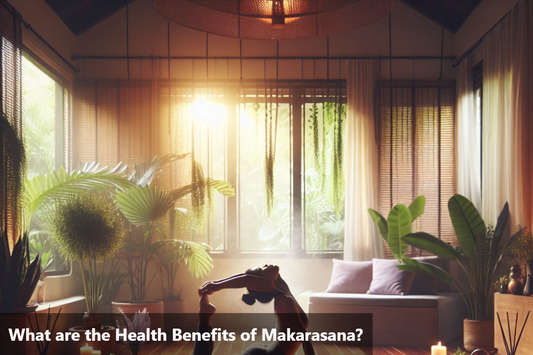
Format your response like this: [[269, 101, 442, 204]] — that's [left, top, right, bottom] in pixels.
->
[[195, 264, 315, 355]]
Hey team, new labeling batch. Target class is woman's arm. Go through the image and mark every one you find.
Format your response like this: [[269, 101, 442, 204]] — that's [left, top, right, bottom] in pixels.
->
[[199, 274, 278, 295]]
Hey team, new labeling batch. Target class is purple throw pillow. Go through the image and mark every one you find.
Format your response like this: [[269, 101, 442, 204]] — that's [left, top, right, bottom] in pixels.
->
[[367, 258, 415, 295], [325, 259, 373, 293]]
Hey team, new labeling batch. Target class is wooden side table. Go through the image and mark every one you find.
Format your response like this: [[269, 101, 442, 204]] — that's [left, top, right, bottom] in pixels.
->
[[494, 293, 533, 355]]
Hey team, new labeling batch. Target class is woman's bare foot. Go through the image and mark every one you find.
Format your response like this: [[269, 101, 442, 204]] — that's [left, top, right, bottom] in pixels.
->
[[199, 294, 216, 325]]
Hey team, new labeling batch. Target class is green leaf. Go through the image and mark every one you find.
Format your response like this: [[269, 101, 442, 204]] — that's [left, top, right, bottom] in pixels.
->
[[448, 194, 485, 256], [131, 154, 189, 187], [408, 196, 426, 222], [24, 163, 133, 228], [368, 209, 388, 242], [116, 185, 175, 226], [402, 232, 462, 260], [387, 204, 412, 260], [399, 257, 454, 284], [210, 180, 235, 197]]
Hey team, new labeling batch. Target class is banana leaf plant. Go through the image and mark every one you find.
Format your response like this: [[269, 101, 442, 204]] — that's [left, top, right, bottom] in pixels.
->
[[368, 196, 427, 260], [399, 194, 525, 321], [114, 154, 234, 303]]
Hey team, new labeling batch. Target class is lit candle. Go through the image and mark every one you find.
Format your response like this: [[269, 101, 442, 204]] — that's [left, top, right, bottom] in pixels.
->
[[431, 342, 446, 355], [80, 344, 93, 355], [92, 351, 101, 355]]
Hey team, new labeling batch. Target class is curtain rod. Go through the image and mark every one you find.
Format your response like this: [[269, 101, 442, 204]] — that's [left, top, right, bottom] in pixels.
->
[[72, 55, 456, 61], [22, 21, 80, 73], [0, 0, 80, 73], [452, 9, 511, 68]]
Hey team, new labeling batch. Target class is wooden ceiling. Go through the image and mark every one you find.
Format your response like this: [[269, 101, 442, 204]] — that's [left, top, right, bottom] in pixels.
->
[[45, 0, 482, 36]]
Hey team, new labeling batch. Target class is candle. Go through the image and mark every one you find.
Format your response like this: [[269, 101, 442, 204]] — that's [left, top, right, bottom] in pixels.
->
[[92, 351, 101, 355], [80, 344, 93, 355], [431, 342, 446, 355]]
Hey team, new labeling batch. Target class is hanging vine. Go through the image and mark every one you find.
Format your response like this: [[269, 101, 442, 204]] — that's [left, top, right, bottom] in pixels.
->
[[330, 96, 346, 216], [264, 83, 276, 217], [309, 104, 321, 176]]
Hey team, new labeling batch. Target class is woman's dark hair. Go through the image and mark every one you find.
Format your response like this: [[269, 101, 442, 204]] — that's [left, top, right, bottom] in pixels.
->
[[241, 267, 277, 305]]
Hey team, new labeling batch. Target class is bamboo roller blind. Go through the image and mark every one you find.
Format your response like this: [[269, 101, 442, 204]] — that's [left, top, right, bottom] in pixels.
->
[[378, 80, 456, 258], [73, 79, 213, 194]]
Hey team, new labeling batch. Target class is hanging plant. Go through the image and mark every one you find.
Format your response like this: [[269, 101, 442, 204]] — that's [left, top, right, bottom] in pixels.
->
[[265, 100, 275, 217], [309, 104, 321, 175], [330, 100, 346, 216], [191, 159, 206, 228]]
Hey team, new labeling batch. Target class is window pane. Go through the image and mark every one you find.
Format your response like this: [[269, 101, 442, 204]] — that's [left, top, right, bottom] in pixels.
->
[[22, 57, 56, 178], [239, 100, 291, 251], [22, 56, 66, 273], [303, 102, 345, 251]]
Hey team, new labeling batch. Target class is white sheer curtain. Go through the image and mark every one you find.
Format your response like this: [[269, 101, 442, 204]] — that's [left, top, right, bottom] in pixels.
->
[[481, 0, 530, 229], [456, 61, 482, 211], [344, 59, 383, 261]]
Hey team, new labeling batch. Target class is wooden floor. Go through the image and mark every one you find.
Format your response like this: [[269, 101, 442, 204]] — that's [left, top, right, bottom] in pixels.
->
[[114, 341, 461, 355]]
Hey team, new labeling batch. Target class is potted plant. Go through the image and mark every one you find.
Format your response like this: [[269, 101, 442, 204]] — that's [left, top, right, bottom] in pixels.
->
[[112, 155, 233, 327], [0, 113, 42, 354], [157, 209, 214, 315], [398, 194, 524, 351], [50, 192, 125, 355]]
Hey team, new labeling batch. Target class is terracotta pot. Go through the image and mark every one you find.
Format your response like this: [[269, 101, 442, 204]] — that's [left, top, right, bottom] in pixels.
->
[[463, 319, 494, 352], [69, 325, 115, 355], [0, 306, 38, 355], [112, 300, 164, 331]]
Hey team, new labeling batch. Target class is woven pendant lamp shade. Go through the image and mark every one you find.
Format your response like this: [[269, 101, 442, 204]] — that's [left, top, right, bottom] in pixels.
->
[[152, 0, 395, 40]]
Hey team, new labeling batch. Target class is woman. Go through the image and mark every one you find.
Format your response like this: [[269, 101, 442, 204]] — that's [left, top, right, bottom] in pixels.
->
[[195, 264, 315, 355]]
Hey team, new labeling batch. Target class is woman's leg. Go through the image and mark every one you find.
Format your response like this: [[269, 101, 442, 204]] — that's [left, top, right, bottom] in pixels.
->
[[193, 294, 217, 355]]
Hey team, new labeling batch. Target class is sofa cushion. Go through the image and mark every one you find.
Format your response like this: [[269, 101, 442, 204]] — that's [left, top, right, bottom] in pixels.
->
[[310, 292, 441, 308], [367, 258, 415, 295], [325, 259, 373, 293]]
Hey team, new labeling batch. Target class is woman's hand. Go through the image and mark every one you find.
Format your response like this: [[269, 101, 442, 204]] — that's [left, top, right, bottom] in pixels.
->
[[198, 281, 221, 296]]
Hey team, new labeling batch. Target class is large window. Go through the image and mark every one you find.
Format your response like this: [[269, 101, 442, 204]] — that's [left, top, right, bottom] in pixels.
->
[[378, 81, 456, 258], [22, 54, 70, 274], [73, 80, 346, 257]]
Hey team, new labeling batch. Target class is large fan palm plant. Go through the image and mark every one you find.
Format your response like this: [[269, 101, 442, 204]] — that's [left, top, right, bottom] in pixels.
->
[[114, 154, 234, 303]]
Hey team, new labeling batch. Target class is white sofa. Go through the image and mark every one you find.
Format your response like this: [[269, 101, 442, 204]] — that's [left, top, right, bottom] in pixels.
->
[[300, 258, 468, 348], [307, 291, 466, 347]]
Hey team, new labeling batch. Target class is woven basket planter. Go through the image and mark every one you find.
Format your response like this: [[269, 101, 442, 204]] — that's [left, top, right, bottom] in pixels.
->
[[464, 319, 494, 352]]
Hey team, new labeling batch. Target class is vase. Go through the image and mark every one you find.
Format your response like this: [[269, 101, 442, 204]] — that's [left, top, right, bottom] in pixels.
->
[[112, 300, 164, 332], [83, 312, 101, 328], [524, 275, 533, 296], [500, 283, 508, 294], [508, 265, 524, 295], [463, 319, 494, 352]]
